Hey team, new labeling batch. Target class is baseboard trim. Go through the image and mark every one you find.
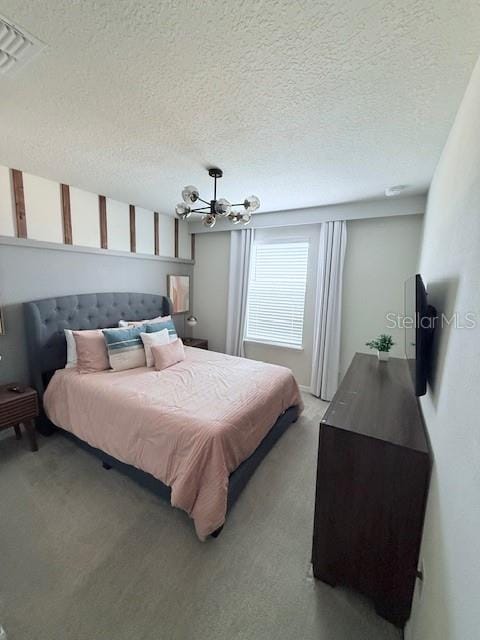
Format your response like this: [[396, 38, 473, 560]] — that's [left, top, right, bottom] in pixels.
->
[[299, 385, 313, 394]]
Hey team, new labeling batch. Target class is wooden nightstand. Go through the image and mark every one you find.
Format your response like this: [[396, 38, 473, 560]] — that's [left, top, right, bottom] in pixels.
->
[[182, 338, 208, 350], [0, 385, 39, 452]]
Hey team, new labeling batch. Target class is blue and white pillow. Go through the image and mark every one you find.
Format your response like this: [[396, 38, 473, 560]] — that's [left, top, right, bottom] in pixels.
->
[[102, 325, 146, 371], [146, 319, 178, 342]]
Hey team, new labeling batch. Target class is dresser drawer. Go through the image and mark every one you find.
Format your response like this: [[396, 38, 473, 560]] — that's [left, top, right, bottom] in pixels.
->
[[0, 394, 38, 428]]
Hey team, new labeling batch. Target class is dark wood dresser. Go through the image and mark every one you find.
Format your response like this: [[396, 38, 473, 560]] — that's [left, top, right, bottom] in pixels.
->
[[312, 353, 431, 628]]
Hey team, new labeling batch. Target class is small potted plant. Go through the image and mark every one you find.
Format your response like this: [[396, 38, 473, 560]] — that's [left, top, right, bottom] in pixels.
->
[[366, 334, 394, 362]]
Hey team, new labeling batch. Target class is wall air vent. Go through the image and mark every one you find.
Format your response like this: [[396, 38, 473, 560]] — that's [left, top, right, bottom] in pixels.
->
[[0, 15, 45, 76]]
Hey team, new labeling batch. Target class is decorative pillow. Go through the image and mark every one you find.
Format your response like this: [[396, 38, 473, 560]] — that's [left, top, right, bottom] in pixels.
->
[[102, 325, 146, 371], [146, 318, 178, 342], [72, 330, 110, 373], [64, 329, 77, 368], [140, 328, 170, 367], [152, 338, 185, 371], [118, 314, 168, 328]]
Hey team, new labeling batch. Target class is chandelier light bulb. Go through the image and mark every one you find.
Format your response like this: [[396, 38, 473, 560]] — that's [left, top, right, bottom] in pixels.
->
[[215, 198, 232, 216], [182, 185, 199, 204], [228, 213, 241, 224], [175, 203, 191, 219], [241, 213, 252, 225], [244, 195, 260, 212], [203, 214, 216, 228]]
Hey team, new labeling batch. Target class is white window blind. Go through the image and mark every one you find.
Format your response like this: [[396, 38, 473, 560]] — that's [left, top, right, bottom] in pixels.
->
[[245, 240, 309, 348]]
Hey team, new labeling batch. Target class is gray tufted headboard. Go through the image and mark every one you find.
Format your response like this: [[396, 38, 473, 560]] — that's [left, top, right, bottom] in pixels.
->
[[24, 292, 172, 398]]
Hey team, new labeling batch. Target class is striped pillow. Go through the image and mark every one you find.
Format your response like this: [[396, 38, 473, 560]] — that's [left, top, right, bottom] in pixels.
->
[[102, 325, 146, 371], [146, 319, 178, 342]]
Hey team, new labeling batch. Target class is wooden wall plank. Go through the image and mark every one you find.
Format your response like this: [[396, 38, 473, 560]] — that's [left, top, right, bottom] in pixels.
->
[[61, 184, 72, 244], [174, 218, 179, 258], [154, 211, 159, 256], [191, 233, 195, 261], [129, 204, 136, 253], [11, 169, 27, 238], [99, 195, 107, 249]]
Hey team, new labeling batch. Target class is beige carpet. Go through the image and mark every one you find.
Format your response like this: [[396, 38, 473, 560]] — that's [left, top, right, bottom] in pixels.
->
[[0, 393, 400, 640]]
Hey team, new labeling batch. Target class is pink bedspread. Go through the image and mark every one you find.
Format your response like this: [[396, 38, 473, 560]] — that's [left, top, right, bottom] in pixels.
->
[[44, 347, 303, 539]]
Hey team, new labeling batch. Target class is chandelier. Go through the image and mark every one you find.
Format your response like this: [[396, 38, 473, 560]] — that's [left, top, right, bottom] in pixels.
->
[[175, 168, 260, 228]]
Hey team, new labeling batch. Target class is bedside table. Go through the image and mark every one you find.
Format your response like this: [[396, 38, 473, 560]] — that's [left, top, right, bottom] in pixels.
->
[[0, 385, 39, 452], [182, 338, 208, 350]]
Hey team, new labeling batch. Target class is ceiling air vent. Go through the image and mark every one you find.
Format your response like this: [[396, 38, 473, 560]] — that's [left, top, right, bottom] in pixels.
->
[[0, 15, 45, 75]]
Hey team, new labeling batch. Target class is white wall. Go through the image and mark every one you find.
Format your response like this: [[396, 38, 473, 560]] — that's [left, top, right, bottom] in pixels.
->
[[406, 57, 480, 640], [22, 173, 63, 243], [178, 219, 190, 260], [70, 187, 101, 248], [193, 231, 230, 353], [340, 214, 424, 376], [106, 198, 130, 252], [159, 212, 175, 258], [135, 207, 155, 255]]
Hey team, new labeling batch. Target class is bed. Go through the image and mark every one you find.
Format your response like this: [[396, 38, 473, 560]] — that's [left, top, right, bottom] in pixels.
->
[[24, 292, 302, 539]]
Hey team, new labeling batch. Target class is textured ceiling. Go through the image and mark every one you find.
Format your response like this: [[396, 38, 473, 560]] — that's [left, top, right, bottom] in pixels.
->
[[0, 1, 480, 216]]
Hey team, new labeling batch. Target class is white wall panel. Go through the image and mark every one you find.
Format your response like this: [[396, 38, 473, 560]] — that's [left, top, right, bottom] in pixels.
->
[[70, 187, 100, 248], [135, 207, 154, 255], [178, 219, 190, 259], [106, 198, 130, 252], [0, 165, 15, 237], [159, 212, 175, 257], [0, 165, 191, 260], [23, 173, 63, 243]]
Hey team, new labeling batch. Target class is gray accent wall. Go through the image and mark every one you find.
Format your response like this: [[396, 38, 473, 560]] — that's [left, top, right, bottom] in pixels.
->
[[0, 238, 193, 385]]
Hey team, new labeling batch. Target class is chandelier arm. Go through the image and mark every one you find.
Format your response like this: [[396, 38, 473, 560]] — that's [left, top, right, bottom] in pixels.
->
[[230, 203, 245, 207], [197, 197, 210, 205], [191, 206, 211, 212]]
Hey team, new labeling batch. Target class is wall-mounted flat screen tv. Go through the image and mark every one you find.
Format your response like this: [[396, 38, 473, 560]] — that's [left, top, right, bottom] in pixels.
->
[[404, 274, 436, 397]]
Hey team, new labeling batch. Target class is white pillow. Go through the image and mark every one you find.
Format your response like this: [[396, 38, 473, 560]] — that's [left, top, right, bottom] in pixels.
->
[[64, 329, 77, 368], [140, 328, 170, 367], [118, 314, 169, 328]]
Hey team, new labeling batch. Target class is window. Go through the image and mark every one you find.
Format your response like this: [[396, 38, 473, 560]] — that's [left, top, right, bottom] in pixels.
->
[[245, 240, 309, 349]]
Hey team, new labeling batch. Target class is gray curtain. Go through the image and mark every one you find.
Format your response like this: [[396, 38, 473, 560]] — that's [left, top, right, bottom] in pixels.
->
[[225, 228, 255, 357], [311, 220, 347, 400]]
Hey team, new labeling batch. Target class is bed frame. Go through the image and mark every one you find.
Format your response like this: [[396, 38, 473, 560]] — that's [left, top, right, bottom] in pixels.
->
[[23, 292, 299, 536]]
